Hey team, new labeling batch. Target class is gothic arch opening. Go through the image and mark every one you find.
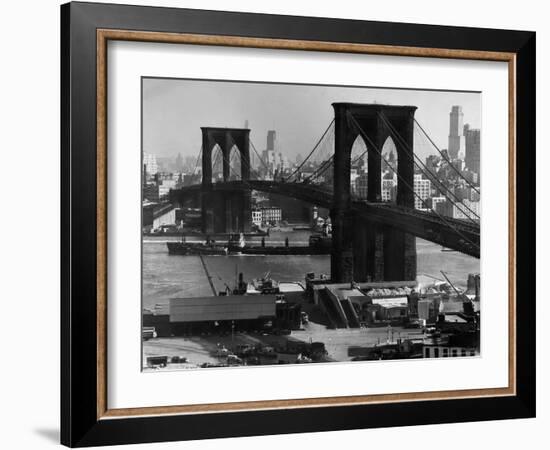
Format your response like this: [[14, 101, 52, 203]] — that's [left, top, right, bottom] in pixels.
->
[[210, 143, 223, 183], [381, 135, 397, 203], [228, 145, 242, 181], [350, 134, 368, 199]]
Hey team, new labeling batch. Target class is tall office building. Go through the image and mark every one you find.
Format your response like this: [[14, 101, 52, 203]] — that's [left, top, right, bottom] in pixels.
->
[[266, 130, 277, 151], [143, 153, 158, 176], [414, 174, 431, 210], [464, 123, 481, 176], [448, 106, 466, 160], [262, 130, 288, 178]]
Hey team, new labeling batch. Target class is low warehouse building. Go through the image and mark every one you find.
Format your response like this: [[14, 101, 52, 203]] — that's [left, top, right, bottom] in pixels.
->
[[169, 295, 277, 334], [371, 296, 409, 321]]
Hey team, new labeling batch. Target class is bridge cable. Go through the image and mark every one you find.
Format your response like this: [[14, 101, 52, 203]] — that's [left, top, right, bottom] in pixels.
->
[[248, 138, 271, 173], [349, 112, 479, 250], [302, 126, 337, 183], [414, 118, 480, 195], [221, 133, 333, 207], [303, 128, 336, 182], [306, 131, 369, 184], [378, 112, 480, 223], [349, 113, 479, 251], [379, 112, 480, 221], [378, 111, 480, 222], [232, 135, 263, 181], [192, 145, 203, 174], [284, 118, 335, 182], [378, 111, 480, 223], [348, 112, 480, 251], [302, 137, 334, 183], [304, 155, 334, 182]]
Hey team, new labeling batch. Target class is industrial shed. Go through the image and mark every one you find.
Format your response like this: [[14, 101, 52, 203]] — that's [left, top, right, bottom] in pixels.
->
[[169, 295, 277, 334]]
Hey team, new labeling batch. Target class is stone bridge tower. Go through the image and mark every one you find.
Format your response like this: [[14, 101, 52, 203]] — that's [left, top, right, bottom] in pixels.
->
[[201, 127, 251, 234], [331, 103, 417, 283]]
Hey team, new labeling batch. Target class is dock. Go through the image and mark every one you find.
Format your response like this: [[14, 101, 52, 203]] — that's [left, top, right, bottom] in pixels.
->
[[199, 254, 217, 296]]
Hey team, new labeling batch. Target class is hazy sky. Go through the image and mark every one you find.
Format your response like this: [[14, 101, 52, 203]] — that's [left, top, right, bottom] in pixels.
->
[[142, 78, 481, 161]]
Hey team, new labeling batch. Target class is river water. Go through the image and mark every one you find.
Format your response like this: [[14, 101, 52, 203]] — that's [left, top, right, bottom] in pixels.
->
[[143, 231, 479, 310]]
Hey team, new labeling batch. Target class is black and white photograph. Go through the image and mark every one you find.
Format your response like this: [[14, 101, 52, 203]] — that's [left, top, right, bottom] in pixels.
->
[[0, 0, 541, 447], [141, 78, 481, 370]]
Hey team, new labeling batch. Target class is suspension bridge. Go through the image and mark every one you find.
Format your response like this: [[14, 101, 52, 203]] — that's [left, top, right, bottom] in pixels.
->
[[170, 103, 480, 283]]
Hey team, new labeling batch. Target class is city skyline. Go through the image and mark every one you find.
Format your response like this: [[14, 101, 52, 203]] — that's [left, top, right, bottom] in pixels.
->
[[143, 78, 481, 163]]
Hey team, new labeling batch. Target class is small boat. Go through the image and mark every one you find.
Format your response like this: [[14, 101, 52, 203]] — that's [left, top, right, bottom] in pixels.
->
[[251, 271, 280, 294]]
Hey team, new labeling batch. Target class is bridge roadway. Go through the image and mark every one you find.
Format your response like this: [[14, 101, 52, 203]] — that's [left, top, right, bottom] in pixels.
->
[[171, 180, 480, 258]]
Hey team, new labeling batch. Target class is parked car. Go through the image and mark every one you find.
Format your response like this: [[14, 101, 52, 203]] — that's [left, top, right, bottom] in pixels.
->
[[404, 319, 422, 329], [226, 355, 243, 366], [273, 328, 291, 336], [170, 356, 188, 364], [244, 356, 260, 365], [146, 356, 168, 368]]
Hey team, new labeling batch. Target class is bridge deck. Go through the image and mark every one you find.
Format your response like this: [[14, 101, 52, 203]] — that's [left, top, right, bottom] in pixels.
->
[[171, 180, 480, 258]]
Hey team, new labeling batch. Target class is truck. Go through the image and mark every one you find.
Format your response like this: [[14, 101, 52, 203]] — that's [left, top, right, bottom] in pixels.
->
[[146, 356, 168, 368], [142, 326, 157, 341]]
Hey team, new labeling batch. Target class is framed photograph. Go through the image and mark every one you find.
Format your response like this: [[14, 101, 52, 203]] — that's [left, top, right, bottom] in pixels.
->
[[61, 1, 535, 447]]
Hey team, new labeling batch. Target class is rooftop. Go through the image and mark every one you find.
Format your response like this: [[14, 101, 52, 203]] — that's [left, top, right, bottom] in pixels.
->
[[372, 297, 408, 309]]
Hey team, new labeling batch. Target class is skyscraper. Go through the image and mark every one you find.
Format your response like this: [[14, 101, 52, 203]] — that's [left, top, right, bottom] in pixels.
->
[[143, 153, 158, 176], [267, 130, 276, 151], [448, 106, 466, 160], [464, 123, 481, 176]]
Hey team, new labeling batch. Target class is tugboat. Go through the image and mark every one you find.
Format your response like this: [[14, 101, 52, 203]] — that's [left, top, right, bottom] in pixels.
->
[[251, 271, 280, 294], [228, 233, 246, 253], [219, 268, 281, 296], [167, 235, 228, 255]]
